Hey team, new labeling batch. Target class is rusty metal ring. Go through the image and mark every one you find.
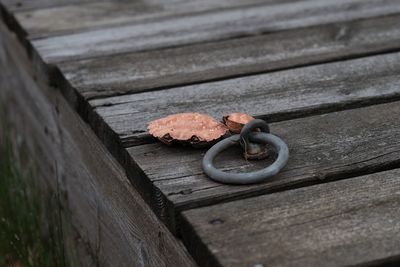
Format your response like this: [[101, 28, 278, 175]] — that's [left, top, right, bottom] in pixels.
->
[[202, 121, 289, 184]]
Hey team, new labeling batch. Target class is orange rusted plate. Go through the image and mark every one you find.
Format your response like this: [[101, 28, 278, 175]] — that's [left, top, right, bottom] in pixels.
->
[[223, 113, 255, 134], [148, 113, 229, 147]]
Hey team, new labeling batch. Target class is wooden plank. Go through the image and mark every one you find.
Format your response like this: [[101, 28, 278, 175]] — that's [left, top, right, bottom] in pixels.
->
[[31, 0, 400, 63], [59, 14, 400, 100], [0, 0, 95, 12], [127, 101, 400, 228], [181, 168, 400, 267], [0, 20, 196, 267], [89, 52, 400, 147], [14, 0, 285, 39]]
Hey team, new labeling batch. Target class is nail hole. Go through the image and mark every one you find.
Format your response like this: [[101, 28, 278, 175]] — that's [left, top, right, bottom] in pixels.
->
[[209, 218, 224, 225], [168, 189, 193, 196], [181, 189, 192, 195]]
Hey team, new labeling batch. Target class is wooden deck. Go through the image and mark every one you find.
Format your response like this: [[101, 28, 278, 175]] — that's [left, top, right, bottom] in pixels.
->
[[1, 0, 400, 266]]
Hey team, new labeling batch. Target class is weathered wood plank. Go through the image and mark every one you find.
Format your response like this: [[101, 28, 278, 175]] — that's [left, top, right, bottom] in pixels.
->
[[31, 0, 400, 63], [90, 52, 400, 147], [59, 14, 400, 100], [127, 101, 400, 227], [0, 0, 95, 12], [14, 0, 285, 39], [0, 20, 196, 267], [181, 168, 400, 267]]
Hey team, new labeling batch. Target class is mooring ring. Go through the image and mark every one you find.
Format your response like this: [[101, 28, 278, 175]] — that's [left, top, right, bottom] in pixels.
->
[[202, 131, 289, 184]]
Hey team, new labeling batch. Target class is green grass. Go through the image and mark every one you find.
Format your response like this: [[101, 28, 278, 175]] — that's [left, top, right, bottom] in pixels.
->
[[0, 133, 65, 267]]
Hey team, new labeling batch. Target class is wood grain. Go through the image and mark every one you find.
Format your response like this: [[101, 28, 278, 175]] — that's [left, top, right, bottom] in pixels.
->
[[31, 0, 400, 63], [127, 101, 400, 227], [90, 51, 400, 147], [0, 0, 95, 12], [181, 168, 400, 267], [0, 20, 195, 267], [59, 14, 400, 100], [15, 0, 286, 39]]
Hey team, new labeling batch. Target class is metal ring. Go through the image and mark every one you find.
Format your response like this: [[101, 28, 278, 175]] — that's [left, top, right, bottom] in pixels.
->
[[202, 132, 289, 184], [239, 119, 270, 159], [240, 119, 270, 141]]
